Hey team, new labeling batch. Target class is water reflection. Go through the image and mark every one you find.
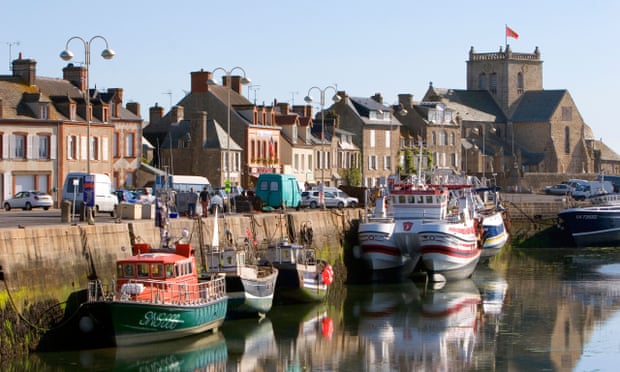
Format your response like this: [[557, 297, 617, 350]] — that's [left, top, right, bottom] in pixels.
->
[[15, 247, 620, 371]]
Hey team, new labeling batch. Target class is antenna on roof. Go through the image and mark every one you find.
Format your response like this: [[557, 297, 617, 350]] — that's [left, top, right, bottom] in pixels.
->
[[162, 90, 172, 108], [6, 41, 20, 72]]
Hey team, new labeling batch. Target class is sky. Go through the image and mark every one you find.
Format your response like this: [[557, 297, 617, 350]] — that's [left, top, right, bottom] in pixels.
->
[[2, 0, 619, 153]]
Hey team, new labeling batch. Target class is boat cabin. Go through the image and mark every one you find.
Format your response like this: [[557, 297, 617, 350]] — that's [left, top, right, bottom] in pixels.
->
[[389, 184, 450, 220]]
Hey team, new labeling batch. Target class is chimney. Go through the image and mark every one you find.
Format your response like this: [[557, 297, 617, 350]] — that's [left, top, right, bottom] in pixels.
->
[[398, 94, 413, 108], [191, 111, 208, 150], [224, 75, 242, 94], [371, 93, 383, 104], [108, 88, 124, 102], [191, 69, 211, 93], [63, 63, 87, 91], [12, 53, 37, 86], [170, 105, 184, 123], [126, 102, 141, 117], [149, 104, 164, 124], [277, 102, 290, 115]]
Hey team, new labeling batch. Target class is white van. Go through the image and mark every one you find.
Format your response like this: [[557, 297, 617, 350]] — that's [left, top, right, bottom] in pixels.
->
[[572, 181, 613, 201], [61, 172, 118, 216]]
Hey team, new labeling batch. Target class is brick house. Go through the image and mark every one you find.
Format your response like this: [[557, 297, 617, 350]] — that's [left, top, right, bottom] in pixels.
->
[[0, 54, 141, 205]]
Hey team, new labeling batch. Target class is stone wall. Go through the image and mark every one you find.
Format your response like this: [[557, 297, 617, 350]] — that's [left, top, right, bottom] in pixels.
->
[[0, 209, 359, 312]]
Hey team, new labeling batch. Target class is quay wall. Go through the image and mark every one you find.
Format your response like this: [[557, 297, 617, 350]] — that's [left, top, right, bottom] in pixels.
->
[[0, 209, 360, 312]]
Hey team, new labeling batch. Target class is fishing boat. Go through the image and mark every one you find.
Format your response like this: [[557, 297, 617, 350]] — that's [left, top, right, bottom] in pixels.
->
[[558, 196, 620, 247], [357, 193, 416, 281], [75, 239, 228, 347], [202, 208, 278, 319], [260, 219, 334, 303], [418, 186, 483, 282], [474, 186, 510, 256]]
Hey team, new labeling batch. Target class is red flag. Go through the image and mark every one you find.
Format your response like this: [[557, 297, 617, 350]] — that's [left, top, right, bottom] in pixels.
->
[[506, 25, 519, 39]]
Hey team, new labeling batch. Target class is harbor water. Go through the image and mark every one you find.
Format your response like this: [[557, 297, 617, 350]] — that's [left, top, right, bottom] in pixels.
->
[[7, 244, 620, 371]]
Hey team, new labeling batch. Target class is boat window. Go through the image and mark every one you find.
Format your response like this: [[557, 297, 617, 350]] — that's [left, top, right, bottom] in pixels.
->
[[426, 196, 433, 204], [165, 264, 175, 278], [398, 195, 406, 204], [122, 264, 135, 278], [408, 196, 415, 203], [117, 264, 123, 277], [417, 195, 424, 204], [137, 263, 149, 278], [175, 264, 182, 277], [151, 263, 164, 278]]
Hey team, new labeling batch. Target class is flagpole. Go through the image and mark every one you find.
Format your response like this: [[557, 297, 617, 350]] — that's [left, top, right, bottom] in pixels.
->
[[505, 24, 507, 49]]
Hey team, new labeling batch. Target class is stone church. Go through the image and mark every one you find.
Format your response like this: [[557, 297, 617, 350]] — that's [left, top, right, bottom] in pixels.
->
[[423, 45, 620, 179]]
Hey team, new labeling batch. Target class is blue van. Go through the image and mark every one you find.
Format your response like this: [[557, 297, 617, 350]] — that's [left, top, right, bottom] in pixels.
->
[[255, 173, 302, 209]]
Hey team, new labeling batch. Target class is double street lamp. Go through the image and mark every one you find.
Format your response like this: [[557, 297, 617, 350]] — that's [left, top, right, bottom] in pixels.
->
[[304, 86, 341, 208], [480, 124, 496, 179], [208, 67, 251, 211], [60, 36, 115, 223], [60, 36, 115, 175]]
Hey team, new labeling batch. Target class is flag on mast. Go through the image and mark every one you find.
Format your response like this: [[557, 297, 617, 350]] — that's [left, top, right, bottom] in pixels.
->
[[506, 25, 519, 39]]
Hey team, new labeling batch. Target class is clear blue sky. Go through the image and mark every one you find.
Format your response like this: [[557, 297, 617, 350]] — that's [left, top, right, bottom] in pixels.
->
[[3, 1, 619, 154]]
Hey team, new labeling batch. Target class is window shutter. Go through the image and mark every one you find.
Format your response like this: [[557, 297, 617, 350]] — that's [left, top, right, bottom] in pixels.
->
[[81, 136, 87, 160], [50, 135, 57, 160], [2, 134, 9, 159], [102, 137, 109, 161]]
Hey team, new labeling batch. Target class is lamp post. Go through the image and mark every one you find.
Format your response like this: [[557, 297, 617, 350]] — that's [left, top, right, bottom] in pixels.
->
[[208, 67, 251, 212], [304, 86, 341, 209], [60, 36, 114, 223], [481, 124, 496, 179], [60, 36, 115, 175]]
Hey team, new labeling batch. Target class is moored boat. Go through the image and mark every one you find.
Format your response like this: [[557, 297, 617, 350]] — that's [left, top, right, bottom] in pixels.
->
[[358, 194, 416, 281], [419, 187, 483, 282], [260, 220, 334, 303], [76, 241, 228, 347], [558, 201, 620, 247], [202, 209, 278, 319]]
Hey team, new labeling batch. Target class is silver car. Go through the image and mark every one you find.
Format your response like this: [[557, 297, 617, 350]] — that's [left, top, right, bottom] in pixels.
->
[[4, 191, 54, 211], [301, 191, 347, 209]]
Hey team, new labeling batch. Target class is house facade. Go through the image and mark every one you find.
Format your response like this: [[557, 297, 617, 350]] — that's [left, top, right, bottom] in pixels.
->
[[0, 54, 141, 205]]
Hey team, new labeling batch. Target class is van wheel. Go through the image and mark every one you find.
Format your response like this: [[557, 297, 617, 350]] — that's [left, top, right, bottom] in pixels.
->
[[349, 201, 357, 208], [337, 202, 345, 209]]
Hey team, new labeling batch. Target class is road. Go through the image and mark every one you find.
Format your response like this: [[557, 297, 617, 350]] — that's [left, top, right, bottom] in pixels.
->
[[0, 209, 121, 229]]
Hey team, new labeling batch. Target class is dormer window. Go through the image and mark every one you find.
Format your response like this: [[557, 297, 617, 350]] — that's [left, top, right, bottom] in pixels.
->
[[102, 107, 109, 123], [69, 104, 77, 121], [39, 104, 49, 120]]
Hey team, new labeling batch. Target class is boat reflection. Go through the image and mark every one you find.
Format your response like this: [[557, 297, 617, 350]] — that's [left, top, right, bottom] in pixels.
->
[[36, 331, 227, 370], [357, 278, 482, 371], [223, 317, 277, 371], [472, 264, 508, 316]]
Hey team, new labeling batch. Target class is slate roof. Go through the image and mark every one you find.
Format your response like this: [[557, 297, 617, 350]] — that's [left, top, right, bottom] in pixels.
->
[[347, 96, 402, 127], [427, 88, 506, 123], [160, 118, 242, 151], [511, 90, 567, 122]]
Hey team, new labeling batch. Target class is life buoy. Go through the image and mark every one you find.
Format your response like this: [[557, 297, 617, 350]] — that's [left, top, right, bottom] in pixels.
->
[[321, 316, 334, 339], [321, 264, 334, 285]]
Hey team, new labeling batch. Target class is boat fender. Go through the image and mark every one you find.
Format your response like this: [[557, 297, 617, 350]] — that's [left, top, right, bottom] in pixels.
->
[[121, 283, 145, 295], [79, 315, 95, 333], [321, 264, 334, 285]]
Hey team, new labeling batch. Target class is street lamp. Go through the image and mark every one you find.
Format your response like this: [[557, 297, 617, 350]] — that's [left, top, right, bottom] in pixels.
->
[[60, 35, 115, 223], [480, 124, 496, 179], [304, 86, 341, 208], [208, 67, 251, 212], [60, 35, 115, 175]]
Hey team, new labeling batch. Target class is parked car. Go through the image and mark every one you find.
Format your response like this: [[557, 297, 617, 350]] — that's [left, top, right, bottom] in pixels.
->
[[311, 187, 359, 208], [301, 190, 347, 209], [544, 184, 573, 195], [4, 191, 53, 211]]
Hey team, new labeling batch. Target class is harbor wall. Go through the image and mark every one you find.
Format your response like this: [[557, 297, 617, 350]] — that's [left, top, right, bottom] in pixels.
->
[[0, 209, 360, 312]]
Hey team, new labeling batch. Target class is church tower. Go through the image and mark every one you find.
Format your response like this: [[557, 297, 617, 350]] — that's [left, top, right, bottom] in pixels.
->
[[466, 45, 543, 117]]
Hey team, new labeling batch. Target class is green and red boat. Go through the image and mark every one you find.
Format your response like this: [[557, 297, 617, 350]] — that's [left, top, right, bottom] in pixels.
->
[[76, 241, 228, 347]]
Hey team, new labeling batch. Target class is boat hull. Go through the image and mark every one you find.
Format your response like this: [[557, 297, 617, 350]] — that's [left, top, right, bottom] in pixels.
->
[[78, 297, 228, 347], [223, 267, 278, 318], [272, 262, 328, 303], [559, 206, 620, 247], [419, 224, 481, 281], [480, 211, 509, 256], [359, 220, 417, 280]]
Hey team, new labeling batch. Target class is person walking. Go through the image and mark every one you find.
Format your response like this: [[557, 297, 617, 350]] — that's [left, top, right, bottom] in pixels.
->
[[187, 187, 198, 218], [199, 187, 210, 217]]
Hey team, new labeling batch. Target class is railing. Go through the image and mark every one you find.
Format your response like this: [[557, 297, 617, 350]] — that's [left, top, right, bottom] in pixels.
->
[[87, 274, 227, 306]]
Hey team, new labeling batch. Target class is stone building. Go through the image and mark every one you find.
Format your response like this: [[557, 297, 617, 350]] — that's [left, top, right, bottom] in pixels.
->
[[422, 45, 620, 181]]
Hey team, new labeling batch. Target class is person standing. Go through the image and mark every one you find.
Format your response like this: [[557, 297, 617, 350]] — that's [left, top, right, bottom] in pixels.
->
[[187, 187, 198, 218], [199, 187, 210, 217]]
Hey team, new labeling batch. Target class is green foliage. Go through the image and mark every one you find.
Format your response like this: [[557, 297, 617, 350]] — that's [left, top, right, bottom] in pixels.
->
[[341, 168, 362, 186]]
